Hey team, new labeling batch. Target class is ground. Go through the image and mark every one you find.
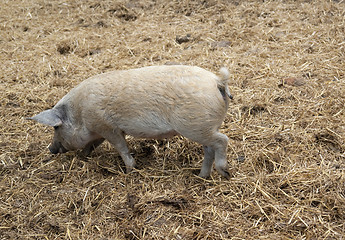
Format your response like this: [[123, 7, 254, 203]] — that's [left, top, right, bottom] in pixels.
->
[[1, 0, 345, 239]]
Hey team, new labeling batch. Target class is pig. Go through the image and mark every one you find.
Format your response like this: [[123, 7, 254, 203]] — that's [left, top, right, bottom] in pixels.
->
[[28, 65, 233, 178]]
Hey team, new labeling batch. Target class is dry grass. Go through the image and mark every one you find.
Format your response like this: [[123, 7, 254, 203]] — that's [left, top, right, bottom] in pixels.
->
[[1, 0, 345, 239]]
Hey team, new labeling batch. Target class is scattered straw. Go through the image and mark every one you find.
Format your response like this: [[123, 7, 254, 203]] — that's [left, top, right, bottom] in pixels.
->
[[1, 0, 344, 239]]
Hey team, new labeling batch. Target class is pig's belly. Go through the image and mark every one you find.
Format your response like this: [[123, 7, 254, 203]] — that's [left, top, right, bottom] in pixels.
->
[[124, 129, 179, 139], [116, 115, 179, 139]]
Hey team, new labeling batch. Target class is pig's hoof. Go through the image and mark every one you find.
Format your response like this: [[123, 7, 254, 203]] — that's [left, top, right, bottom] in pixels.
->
[[221, 170, 231, 180], [80, 149, 91, 158], [125, 164, 137, 174], [198, 172, 210, 179], [216, 166, 231, 180]]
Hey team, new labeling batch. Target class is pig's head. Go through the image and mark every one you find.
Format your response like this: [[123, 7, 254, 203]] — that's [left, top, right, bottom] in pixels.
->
[[28, 106, 82, 154]]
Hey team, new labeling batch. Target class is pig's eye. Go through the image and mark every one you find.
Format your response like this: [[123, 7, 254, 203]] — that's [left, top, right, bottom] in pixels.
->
[[54, 126, 59, 130]]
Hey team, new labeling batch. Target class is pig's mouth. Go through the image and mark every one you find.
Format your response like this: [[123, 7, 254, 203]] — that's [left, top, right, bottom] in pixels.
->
[[48, 142, 68, 154]]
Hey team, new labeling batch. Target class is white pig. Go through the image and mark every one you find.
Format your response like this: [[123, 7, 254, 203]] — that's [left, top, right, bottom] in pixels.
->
[[28, 65, 232, 178]]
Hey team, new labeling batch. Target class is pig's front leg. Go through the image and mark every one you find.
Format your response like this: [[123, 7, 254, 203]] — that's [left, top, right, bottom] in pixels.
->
[[102, 129, 136, 173], [81, 138, 105, 157]]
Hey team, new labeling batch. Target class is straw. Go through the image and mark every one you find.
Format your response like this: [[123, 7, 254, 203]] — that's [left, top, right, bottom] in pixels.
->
[[1, 0, 344, 239]]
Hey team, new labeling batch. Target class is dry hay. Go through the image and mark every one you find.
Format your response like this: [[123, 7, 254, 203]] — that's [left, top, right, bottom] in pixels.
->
[[1, 0, 345, 239]]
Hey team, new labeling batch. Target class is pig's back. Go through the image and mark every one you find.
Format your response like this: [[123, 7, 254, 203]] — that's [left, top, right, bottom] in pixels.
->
[[77, 65, 228, 138]]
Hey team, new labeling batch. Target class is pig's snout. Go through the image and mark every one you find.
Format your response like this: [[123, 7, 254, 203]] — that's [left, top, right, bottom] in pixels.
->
[[49, 142, 68, 154]]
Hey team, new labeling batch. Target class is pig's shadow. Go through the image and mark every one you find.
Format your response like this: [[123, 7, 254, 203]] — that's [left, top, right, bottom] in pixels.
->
[[84, 139, 164, 174]]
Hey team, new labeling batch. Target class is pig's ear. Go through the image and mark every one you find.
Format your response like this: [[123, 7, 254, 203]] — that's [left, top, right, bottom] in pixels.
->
[[27, 109, 62, 127]]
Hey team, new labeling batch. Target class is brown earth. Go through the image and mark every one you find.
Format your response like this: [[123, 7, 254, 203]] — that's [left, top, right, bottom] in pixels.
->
[[1, 0, 345, 239]]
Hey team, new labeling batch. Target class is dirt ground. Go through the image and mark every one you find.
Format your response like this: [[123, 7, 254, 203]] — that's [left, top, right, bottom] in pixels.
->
[[1, 0, 345, 239]]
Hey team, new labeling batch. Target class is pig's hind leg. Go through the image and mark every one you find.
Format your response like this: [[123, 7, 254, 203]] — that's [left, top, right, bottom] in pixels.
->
[[195, 132, 230, 179], [211, 132, 230, 179], [102, 130, 136, 173], [199, 146, 215, 178]]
